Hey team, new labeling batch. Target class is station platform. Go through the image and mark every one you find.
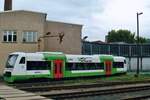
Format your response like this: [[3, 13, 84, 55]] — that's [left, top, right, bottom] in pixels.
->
[[0, 84, 51, 100]]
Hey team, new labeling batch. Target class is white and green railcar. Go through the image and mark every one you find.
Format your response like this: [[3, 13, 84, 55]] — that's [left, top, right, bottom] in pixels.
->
[[3, 52, 127, 82]]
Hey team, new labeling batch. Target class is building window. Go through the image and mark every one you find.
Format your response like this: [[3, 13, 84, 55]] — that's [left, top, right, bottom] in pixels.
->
[[23, 31, 37, 42], [3, 31, 17, 42]]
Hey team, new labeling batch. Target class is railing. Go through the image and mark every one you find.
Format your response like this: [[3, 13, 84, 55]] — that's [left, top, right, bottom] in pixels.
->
[[82, 41, 150, 58]]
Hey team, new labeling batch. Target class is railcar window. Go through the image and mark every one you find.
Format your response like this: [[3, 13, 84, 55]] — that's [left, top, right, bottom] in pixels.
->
[[6, 55, 18, 68], [96, 63, 104, 69], [124, 60, 126, 64], [27, 61, 51, 70], [19, 57, 25, 64], [66, 63, 73, 70], [66, 63, 104, 71], [113, 62, 124, 68]]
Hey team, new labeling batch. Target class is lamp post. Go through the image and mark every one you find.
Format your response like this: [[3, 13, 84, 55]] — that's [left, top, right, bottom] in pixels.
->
[[136, 12, 143, 77]]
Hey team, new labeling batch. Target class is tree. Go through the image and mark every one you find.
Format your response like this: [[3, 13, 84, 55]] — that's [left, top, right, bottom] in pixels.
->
[[107, 29, 135, 43], [146, 38, 150, 43], [135, 36, 147, 43], [106, 29, 146, 43]]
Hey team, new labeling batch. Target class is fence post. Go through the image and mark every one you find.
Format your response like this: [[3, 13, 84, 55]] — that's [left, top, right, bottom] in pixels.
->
[[118, 44, 121, 56], [108, 44, 110, 54], [129, 45, 132, 71], [90, 43, 92, 55], [140, 45, 143, 71]]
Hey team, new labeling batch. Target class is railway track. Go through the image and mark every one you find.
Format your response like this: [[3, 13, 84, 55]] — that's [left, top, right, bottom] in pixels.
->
[[0, 97, 5, 100], [40, 84, 150, 99], [4, 77, 150, 99], [122, 95, 150, 100], [17, 82, 150, 92], [11, 79, 150, 89], [17, 82, 150, 100]]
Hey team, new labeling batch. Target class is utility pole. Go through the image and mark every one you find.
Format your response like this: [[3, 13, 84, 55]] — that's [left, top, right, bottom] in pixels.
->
[[136, 12, 143, 77]]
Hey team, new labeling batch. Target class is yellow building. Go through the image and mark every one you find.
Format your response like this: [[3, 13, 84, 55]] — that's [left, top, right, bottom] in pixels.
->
[[0, 10, 82, 75]]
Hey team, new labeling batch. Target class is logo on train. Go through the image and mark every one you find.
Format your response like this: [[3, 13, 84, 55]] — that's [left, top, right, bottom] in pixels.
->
[[78, 57, 92, 63]]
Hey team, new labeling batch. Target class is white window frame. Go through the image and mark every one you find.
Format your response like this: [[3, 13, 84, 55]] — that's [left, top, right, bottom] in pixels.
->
[[23, 31, 38, 43], [3, 30, 17, 42]]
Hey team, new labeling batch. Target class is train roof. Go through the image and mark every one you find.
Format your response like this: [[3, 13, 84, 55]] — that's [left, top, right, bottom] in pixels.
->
[[9, 52, 25, 55], [36, 52, 63, 54], [9, 52, 64, 55], [66, 54, 100, 63], [9, 52, 125, 62]]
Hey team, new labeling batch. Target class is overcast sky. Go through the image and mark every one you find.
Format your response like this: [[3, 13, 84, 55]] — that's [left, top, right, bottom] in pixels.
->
[[0, 0, 150, 41]]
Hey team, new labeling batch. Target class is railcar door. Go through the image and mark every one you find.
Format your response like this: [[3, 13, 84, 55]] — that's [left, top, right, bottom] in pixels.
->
[[54, 60, 63, 79], [105, 61, 112, 76]]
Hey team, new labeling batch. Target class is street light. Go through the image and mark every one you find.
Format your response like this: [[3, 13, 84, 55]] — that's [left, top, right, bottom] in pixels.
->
[[82, 36, 88, 41], [136, 12, 143, 77]]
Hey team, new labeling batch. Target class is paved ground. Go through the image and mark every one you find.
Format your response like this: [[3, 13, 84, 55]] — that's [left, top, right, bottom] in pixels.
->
[[0, 84, 52, 100]]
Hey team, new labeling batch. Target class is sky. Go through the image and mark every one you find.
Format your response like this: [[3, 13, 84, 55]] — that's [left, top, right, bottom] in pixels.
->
[[0, 0, 150, 41]]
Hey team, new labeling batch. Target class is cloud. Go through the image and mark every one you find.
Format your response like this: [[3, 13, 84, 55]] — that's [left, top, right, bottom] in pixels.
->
[[0, 0, 105, 40], [0, 0, 150, 41], [90, 0, 150, 40]]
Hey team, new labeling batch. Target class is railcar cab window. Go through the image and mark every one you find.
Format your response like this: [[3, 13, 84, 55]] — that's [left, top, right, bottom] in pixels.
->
[[27, 61, 50, 70], [124, 60, 126, 64], [19, 57, 25, 64], [66, 63, 104, 71], [113, 62, 124, 68], [6, 55, 18, 68]]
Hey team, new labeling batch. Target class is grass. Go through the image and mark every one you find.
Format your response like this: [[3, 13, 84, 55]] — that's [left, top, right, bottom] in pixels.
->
[[100, 73, 150, 82], [64, 73, 150, 85]]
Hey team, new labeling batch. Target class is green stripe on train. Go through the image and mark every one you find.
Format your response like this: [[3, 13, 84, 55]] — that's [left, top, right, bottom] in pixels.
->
[[99, 55, 114, 62], [4, 74, 51, 82], [43, 53, 66, 61], [64, 71, 105, 77]]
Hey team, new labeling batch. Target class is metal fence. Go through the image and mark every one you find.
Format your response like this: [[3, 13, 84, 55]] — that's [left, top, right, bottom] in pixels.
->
[[82, 41, 150, 58]]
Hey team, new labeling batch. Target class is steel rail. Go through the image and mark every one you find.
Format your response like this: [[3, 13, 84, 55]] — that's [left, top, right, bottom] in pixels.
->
[[38, 85, 150, 99], [17, 82, 150, 99], [14, 80, 150, 90], [122, 95, 150, 100]]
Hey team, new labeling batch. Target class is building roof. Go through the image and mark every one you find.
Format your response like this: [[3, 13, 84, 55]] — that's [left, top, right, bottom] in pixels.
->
[[91, 40, 106, 44], [0, 10, 82, 26], [46, 20, 82, 27], [0, 10, 46, 15]]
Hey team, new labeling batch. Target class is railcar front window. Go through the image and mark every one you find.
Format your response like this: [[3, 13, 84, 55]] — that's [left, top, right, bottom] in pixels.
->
[[6, 55, 18, 68]]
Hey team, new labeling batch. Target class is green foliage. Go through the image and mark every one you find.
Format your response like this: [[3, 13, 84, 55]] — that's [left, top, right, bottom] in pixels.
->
[[101, 74, 150, 81], [145, 38, 150, 43], [107, 29, 147, 43], [135, 36, 147, 43]]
